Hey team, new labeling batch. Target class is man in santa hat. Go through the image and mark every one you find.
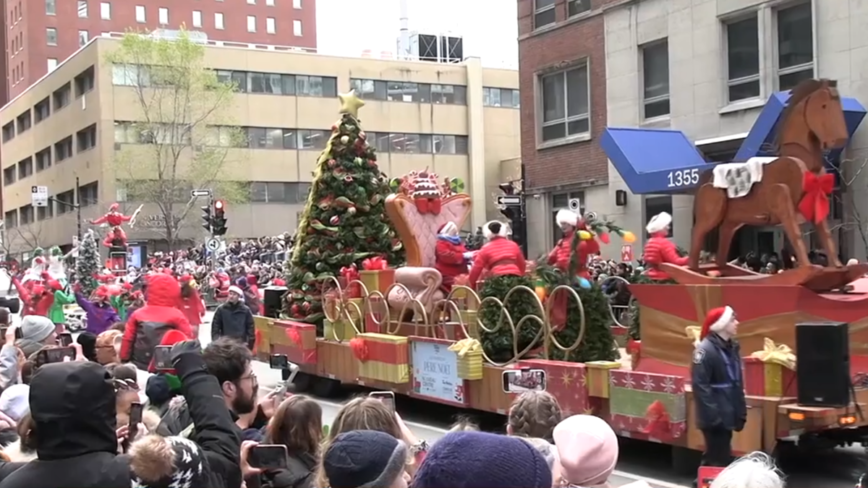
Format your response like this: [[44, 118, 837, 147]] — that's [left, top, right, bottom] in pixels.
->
[[434, 221, 470, 292], [642, 211, 688, 280], [691, 305, 747, 481]]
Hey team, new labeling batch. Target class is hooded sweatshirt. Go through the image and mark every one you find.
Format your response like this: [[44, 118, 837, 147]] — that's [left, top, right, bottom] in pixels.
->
[[120, 274, 193, 370], [76, 291, 120, 335]]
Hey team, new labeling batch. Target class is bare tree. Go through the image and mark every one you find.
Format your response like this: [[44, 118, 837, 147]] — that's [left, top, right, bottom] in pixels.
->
[[829, 157, 868, 259], [0, 223, 45, 258]]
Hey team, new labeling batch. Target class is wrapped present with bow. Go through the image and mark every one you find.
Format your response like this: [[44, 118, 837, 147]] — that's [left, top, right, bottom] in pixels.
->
[[339, 264, 361, 299], [271, 320, 317, 365], [253, 316, 274, 362], [355, 333, 409, 384], [586, 361, 621, 398], [743, 338, 797, 398], [448, 338, 483, 380], [360, 256, 396, 295]]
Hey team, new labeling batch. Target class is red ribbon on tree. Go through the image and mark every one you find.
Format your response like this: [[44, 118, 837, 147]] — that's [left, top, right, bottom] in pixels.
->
[[798, 172, 834, 224], [254, 330, 263, 354], [286, 327, 302, 346], [339, 265, 361, 298], [361, 256, 387, 270], [349, 337, 369, 361]]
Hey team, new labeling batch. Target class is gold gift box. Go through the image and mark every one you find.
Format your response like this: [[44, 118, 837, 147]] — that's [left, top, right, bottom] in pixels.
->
[[456, 349, 483, 380], [253, 316, 273, 359], [586, 361, 621, 398], [357, 333, 409, 384]]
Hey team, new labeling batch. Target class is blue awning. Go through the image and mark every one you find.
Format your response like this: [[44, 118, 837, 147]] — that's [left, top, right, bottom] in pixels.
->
[[601, 128, 714, 195], [735, 92, 866, 161]]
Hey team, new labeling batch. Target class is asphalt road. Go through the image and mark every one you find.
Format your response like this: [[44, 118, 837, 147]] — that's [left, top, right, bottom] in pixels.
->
[[191, 312, 868, 488]]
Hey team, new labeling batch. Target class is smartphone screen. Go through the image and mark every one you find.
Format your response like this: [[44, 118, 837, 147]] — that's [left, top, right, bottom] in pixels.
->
[[58, 333, 73, 347], [369, 391, 395, 412], [43, 347, 75, 364], [14, 327, 22, 340], [0, 327, 7, 344], [153, 346, 173, 371], [269, 354, 288, 370], [501, 369, 547, 393], [249, 444, 288, 469]]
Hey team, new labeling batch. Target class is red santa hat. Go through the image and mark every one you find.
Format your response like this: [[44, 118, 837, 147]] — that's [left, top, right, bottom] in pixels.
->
[[700, 306, 734, 340], [438, 222, 458, 236]]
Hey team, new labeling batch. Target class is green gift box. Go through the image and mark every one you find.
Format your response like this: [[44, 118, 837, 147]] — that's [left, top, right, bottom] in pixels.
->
[[360, 269, 396, 295]]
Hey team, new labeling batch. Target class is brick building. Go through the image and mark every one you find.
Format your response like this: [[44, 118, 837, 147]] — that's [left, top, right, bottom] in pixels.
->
[[5, 0, 318, 104], [518, 0, 619, 258]]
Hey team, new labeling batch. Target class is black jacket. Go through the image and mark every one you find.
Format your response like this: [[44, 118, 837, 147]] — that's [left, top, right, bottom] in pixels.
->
[[213, 301, 255, 348], [261, 452, 317, 488], [691, 333, 748, 432]]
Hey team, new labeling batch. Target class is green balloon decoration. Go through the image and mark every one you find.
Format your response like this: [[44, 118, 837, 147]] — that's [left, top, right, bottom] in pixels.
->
[[389, 177, 402, 193], [450, 177, 465, 194]]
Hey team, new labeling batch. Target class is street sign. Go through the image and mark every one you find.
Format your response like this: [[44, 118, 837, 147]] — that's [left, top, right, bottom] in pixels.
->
[[191, 189, 212, 197], [206, 238, 220, 251], [496, 195, 522, 206], [31, 186, 48, 207]]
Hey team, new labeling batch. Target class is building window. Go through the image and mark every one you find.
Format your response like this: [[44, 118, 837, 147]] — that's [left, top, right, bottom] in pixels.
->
[[136, 5, 145, 23], [250, 182, 310, 204], [37, 204, 53, 221], [540, 65, 590, 142], [46, 0, 56, 15], [159, 7, 168, 25], [247, 0, 255, 4], [79, 182, 99, 207], [2, 123, 14, 143], [551, 192, 584, 245], [19, 205, 34, 225], [79, 30, 89, 46], [215, 13, 224, 30], [297, 130, 331, 150], [350, 79, 388, 100], [100, 2, 110, 19], [293, 0, 301, 7], [47, 28, 57, 46], [77, 124, 97, 152], [568, 0, 590, 17], [35, 147, 51, 172], [267, 0, 275, 5], [54, 136, 74, 162], [293, 20, 302, 36], [3, 211, 17, 228], [55, 190, 75, 215], [296, 76, 337, 97], [16, 111, 31, 134], [267, 17, 276, 34], [35, 97, 50, 123], [534, 0, 556, 29], [725, 15, 760, 102], [74, 66, 95, 96], [3, 167, 15, 186], [47, 58, 58, 72], [193, 10, 202, 28], [53, 83, 71, 111], [17, 157, 33, 179], [431, 84, 465, 104], [483, 87, 520, 108], [777, 3, 814, 91], [247, 16, 256, 32], [78, 0, 87, 17], [642, 40, 670, 119]]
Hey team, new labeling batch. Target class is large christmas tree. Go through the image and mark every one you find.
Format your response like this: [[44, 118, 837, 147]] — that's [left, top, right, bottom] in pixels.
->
[[76, 230, 100, 295], [285, 91, 405, 326]]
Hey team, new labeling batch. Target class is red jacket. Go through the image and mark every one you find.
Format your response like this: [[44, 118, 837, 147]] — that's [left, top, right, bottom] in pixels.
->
[[548, 231, 601, 279], [13, 277, 58, 317], [178, 288, 206, 326], [468, 237, 526, 290], [643, 232, 688, 280], [435, 238, 468, 290], [121, 273, 193, 369]]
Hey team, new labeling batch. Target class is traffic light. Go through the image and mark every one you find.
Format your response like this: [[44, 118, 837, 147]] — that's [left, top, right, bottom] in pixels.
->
[[212, 200, 228, 236], [201, 204, 212, 232]]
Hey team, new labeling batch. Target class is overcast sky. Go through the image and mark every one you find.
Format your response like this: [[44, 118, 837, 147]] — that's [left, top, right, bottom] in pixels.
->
[[315, 0, 518, 69]]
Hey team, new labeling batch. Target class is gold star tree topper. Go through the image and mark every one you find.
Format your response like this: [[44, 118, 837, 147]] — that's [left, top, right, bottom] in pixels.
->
[[339, 90, 365, 118]]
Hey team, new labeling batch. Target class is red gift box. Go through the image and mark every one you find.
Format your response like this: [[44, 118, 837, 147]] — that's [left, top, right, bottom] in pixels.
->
[[743, 356, 797, 398], [272, 320, 318, 365]]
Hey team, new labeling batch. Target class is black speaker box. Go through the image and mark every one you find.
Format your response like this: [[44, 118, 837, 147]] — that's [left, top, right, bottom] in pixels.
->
[[263, 287, 286, 319], [796, 321, 850, 407]]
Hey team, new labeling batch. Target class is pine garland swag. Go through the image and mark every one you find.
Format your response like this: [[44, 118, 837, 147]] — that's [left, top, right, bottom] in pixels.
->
[[478, 274, 542, 363]]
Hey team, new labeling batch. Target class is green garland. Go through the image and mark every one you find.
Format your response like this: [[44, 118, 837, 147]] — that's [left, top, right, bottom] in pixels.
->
[[478, 274, 542, 363]]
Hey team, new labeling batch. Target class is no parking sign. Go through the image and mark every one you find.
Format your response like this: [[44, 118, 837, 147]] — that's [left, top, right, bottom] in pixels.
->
[[621, 245, 633, 262]]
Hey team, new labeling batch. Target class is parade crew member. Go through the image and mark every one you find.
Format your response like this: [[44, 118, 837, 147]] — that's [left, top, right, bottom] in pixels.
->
[[120, 273, 194, 370], [435, 221, 469, 292], [45, 275, 74, 333], [643, 211, 687, 280], [468, 221, 526, 290], [178, 274, 206, 337], [548, 209, 600, 279], [692, 306, 747, 474], [211, 286, 256, 350]]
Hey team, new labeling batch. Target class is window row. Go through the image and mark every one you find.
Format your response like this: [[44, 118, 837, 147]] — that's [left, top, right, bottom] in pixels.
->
[[349, 79, 467, 105], [249, 182, 311, 204], [533, 0, 590, 30], [1, 182, 97, 228], [117, 180, 310, 205], [2, 66, 95, 143], [483, 87, 520, 108], [114, 122, 192, 145], [2, 126, 96, 186]]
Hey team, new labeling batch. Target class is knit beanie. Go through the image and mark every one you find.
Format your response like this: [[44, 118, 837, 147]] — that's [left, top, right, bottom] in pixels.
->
[[129, 435, 209, 488], [324, 430, 408, 488], [20, 315, 55, 343], [553, 415, 618, 486], [411, 431, 552, 488]]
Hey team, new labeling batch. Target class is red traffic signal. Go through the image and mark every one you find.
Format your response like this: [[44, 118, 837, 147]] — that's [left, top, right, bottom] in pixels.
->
[[214, 200, 225, 211]]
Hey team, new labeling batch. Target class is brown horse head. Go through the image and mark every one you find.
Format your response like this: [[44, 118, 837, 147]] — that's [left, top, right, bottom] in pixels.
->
[[776, 79, 848, 163]]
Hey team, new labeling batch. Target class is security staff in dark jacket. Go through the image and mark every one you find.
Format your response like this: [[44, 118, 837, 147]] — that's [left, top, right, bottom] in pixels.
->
[[691, 306, 747, 471], [213, 285, 256, 349]]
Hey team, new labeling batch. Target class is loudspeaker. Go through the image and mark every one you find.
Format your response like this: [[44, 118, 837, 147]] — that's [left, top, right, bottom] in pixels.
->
[[796, 321, 850, 407], [263, 287, 286, 319]]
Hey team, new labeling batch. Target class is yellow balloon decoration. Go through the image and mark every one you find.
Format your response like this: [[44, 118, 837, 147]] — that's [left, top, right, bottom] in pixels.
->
[[622, 231, 636, 243], [578, 230, 592, 240]]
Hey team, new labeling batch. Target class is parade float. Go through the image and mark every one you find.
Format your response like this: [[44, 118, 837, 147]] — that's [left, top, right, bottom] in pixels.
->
[[256, 81, 868, 467]]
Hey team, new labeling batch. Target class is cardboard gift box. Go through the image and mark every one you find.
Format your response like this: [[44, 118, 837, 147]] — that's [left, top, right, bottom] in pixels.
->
[[586, 361, 621, 398], [360, 269, 396, 295], [357, 333, 409, 383], [253, 316, 273, 361], [449, 339, 483, 380], [324, 318, 358, 342], [743, 357, 797, 397], [365, 296, 387, 334], [272, 320, 317, 365]]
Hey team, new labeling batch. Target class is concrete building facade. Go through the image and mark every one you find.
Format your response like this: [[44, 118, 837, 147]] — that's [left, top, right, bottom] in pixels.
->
[[0, 35, 519, 257]]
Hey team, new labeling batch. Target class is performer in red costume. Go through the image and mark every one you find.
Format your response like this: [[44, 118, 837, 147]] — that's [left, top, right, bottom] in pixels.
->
[[548, 209, 600, 280], [642, 211, 687, 280], [12, 273, 61, 318], [468, 221, 526, 290], [91, 203, 133, 249], [434, 222, 469, 292], [178, 274, 206, 337]]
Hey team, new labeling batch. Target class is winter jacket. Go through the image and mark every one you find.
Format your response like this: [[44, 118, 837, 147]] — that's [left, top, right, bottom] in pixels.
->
[[179, 290, 206, 327], [468, 236, 526, 290], [47, 289, 75, 325], [75, 293, 120, 335], [643, 232, 688, 280], [434, 237, 468, 291], [0, 346, 19, 390], [212, 301, 255, 349], [12, 278, 53, 318], [120, 274, 193, 370], [691, 333, 748, 432], [260, 452, 318, 488], [547, 230, 601, 279]]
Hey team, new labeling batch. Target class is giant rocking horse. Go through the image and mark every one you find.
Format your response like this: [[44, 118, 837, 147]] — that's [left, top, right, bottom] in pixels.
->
[[661, 78, 868, 292]]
